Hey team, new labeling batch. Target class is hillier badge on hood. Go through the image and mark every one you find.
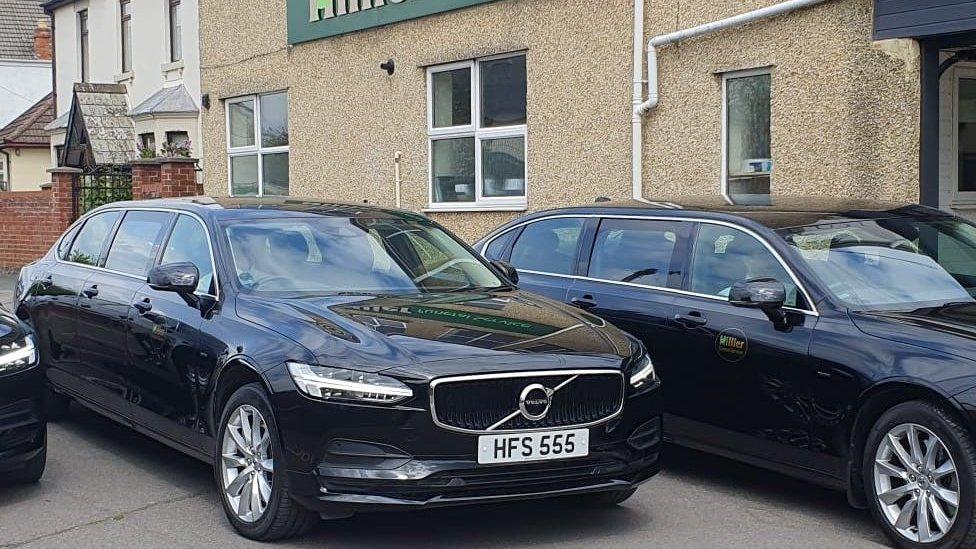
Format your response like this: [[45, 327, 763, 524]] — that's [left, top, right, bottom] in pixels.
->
[[237, 290, 636, 375]]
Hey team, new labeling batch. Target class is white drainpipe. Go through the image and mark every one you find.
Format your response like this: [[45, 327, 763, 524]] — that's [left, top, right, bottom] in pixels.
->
[[631, 0, 833, 200]]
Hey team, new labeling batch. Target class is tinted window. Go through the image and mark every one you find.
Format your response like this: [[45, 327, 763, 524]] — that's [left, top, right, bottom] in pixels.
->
[[68, 211, 121, 266], [57, 224, 82, 260], [691, 224, 800, 308], [484, 229, 518, 261], [589, 219, 680, 286], [105, 211, 174, 276], [510, 218, 584, 275], [161, 215, 215, 294]]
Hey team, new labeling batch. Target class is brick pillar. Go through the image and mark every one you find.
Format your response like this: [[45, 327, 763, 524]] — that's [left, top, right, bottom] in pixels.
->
[[130, 158, 200, 200], [47, 167, 81, 227], [159, 158, 202, 197]]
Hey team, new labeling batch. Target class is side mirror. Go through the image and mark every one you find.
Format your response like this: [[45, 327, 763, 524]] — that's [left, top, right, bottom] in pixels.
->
[[148, 262, 199, 295], [490, 260, 519, 285], [729, 277, 789, 328]]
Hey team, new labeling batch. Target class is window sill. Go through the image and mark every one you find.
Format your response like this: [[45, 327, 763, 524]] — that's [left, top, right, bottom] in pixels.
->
[[114, 71, 134, 83], [161, 60, 185, 73], [423, 203, 527, 213]]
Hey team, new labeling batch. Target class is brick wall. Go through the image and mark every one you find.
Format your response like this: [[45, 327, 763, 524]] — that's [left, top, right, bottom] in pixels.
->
[[0, 169, 76, 268], [0, 160, 200, 269]]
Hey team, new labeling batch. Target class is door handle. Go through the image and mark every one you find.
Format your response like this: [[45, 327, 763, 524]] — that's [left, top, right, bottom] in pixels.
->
[[133, 298, 152, 315], [674, 311, 707, 328], [571, 295, 598, 310], [39, 275, 53, 289], [82, 285, 99, 299]]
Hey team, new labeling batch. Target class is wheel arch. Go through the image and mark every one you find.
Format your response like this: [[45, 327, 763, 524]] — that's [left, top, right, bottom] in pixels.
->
[[846, 379, 969, 508], [208, 356, 273, 441]]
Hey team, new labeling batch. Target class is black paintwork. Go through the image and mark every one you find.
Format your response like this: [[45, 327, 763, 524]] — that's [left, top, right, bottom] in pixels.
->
[[14, 197, 660, 511], [0, 308, 45, 473], [475, 197, 976, 500]]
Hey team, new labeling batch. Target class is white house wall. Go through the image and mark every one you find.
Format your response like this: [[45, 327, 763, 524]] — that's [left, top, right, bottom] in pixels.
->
[[0, 60, 51, 128]]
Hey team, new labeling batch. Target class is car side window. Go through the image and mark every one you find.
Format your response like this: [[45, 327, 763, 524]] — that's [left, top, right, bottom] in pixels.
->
[[690, 224, 802, 308], [160, 215, 216, 295], [588, 219, 681, 287], [104, 210, 174, 277], [510, 218, 585, 275], [57, 223, 82, 261], [67, 210, 122, 266], [484, 229, 518, 261]]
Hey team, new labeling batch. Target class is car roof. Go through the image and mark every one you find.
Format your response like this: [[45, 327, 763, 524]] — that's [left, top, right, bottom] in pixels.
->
[[92, 196, 428, 222], [523, 196, 943, 231]]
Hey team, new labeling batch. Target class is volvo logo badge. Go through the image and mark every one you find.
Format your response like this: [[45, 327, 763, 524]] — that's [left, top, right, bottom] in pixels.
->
[[519, 383, 553, 421]]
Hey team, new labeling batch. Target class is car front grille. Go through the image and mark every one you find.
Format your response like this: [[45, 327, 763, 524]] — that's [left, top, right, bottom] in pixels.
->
[[430, 370, 624, 433]]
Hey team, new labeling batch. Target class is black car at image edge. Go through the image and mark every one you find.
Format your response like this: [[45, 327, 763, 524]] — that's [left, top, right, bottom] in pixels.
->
[[0, 307, 46, 485], [13, 197, 661, 540], [476, 196, 976, 549]]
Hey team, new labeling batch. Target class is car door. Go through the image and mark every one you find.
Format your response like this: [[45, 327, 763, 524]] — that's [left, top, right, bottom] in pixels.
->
[[74, 210, 174, 418], [127, 213, 216, 453], [667, 221, 823, 471], [565, 217, 692, 414], [27, 222, 87, 372], [41, 210, 123, 404], [504, 216, 587, 301]]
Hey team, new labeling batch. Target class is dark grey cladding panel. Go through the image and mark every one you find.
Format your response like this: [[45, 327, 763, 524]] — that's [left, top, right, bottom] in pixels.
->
[[875, 0, 976, 40]]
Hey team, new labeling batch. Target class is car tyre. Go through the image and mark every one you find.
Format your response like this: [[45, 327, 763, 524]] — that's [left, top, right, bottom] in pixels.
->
[[215, 383, 316, 541], [574, 487, 638, 507], [42, 385, 70, 421], [863, 400, 976, 549], [6, 427, 46, 484]]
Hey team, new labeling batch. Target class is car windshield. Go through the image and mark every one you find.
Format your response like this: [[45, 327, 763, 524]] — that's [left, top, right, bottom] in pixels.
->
[[778, 216, 976, 311], [222, 216, 505, 294]]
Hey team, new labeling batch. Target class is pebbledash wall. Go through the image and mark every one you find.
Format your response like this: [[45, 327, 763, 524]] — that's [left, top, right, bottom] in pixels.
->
[[198, 0, 922, 241]]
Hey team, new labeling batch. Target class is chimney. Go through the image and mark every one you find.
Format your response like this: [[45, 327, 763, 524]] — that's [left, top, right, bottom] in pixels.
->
[[34, 19, 52, 61]]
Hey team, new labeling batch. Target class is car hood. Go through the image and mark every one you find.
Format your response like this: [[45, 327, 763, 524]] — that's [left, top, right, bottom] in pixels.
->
[[235, 290, 637, 377], [851, 303, 976, 362]]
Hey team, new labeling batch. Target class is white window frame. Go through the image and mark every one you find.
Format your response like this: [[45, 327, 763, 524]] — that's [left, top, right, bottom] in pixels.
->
[[721, 67, 772, 201], [0, 156, 6, 191], [225, 92, 290, 197], [426, 53, 528, 212], [953, 67, 976, 205]]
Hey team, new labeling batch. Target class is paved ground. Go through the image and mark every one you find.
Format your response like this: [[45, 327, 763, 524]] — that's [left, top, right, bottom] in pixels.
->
[[0, 273, 890, 548]]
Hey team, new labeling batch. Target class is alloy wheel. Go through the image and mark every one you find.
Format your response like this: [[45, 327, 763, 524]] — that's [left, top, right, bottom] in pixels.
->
[[874, 423, 960, 543], [221, 404, 274, 523]]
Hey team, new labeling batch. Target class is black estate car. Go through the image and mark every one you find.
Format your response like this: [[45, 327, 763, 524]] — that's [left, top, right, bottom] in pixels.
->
[[477, 196, 976, 549], [13, 197, 660, 540], [0, 307, 45, 485]]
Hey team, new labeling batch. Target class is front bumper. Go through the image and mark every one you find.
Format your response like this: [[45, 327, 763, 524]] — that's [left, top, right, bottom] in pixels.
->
[[0, 398, 45, 472], [267, 365, 662, 515]]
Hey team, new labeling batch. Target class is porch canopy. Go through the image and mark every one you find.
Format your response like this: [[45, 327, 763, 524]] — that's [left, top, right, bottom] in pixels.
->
[[875, 1, 976, 207], [61, 83, 136, 169]]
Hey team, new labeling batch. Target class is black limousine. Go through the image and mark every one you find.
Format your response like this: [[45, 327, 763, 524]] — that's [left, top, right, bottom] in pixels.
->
[[477, 197, 976, 549], [14, 197, 661, 540]]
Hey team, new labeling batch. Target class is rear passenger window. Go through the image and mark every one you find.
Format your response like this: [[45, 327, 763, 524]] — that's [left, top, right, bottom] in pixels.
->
[[510, 218, 585, 275], [105, 211, 174, 276], [160, 215, 216, 294], [484, 229, 518, 261], [67, 211, 121, 266], [690, 224, 801, 308], [588, 219, 681, 287], [57, 224, 82, 260]]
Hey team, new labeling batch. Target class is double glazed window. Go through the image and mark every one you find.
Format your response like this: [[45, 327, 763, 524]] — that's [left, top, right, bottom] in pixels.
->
[[168, 0, 182, 62], [427, 54, 527, 210], [226, 92, 289, 196], [120, 0, 132, 73], [723, 69, 771, 200]]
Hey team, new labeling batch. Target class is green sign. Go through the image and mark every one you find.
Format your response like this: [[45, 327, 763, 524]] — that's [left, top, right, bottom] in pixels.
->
[[288, 0, 503, 44]]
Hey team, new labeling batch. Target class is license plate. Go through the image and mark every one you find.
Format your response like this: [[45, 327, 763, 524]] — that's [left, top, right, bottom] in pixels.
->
[[477, 429, 589, 464]]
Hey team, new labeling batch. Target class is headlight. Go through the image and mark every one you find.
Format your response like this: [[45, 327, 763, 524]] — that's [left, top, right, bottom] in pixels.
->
[[287, 362, 413, 404], [629, 354, 656, 388], [0, 335, 37, 375]]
